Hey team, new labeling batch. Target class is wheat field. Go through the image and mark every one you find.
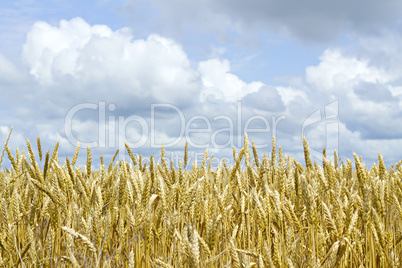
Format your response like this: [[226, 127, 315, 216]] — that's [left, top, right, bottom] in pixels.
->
[[0, 131, 401, 267]]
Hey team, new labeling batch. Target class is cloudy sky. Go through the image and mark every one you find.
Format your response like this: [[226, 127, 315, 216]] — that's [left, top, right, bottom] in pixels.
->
[[1, 0, 402, 169]]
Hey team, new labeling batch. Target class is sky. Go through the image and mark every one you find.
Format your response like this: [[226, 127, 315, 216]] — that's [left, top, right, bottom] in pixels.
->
[[1, 0, 402, 169]]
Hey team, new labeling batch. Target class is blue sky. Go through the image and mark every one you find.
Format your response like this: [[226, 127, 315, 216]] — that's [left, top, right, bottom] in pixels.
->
[[1, 0, 402, 169]]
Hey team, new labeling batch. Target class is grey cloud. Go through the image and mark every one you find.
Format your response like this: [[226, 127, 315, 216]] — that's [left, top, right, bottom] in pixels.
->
[[343, 114, 402, 140], [125, 0, 402, 43], [336, 94, 401, 140], [242, 86, 285, 112], [353, 81, 394, 102]]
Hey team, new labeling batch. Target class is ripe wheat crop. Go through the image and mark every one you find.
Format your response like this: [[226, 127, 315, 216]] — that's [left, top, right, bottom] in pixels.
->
[[0, 131, 401, 267]]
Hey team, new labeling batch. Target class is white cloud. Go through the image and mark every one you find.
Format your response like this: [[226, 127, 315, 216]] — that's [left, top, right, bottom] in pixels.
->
[[306, 49, 390, 93], [298, 44, 402, 165], [22, 18, 200, 105], [23, 18, 92, 83], [22, 17, 270, 106], [3, 17, 283, 168], [276, 86, 308, 106], [198, 58, 264, 102]]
